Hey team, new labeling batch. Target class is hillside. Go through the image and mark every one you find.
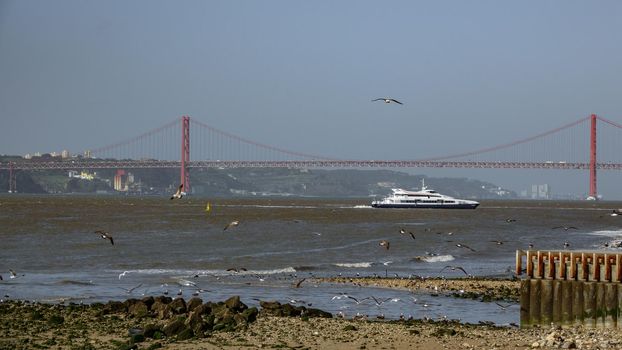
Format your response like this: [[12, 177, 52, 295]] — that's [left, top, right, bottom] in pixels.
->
[[0, 166, 516, 199]]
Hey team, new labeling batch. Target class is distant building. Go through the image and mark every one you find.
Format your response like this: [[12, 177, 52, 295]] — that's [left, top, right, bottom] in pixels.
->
[[531, 184, 551, 199], [84, 150, 92, 158], [114, 170, 127, 191], [61, 150, 69, 158]]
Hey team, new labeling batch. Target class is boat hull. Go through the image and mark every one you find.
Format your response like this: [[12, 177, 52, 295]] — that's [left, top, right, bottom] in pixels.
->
[[371, 203, 479, 209]]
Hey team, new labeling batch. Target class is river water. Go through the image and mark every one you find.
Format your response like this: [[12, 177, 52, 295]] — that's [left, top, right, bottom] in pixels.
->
[[1, 195, 621, 325]]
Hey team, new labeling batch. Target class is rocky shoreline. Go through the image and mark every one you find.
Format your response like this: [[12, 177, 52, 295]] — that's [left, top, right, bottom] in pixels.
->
[[2, 278, 622, 349]]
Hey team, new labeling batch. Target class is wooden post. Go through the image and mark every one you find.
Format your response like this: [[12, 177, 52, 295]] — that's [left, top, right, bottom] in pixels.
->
[[570, 252, 578, 280], [516, 250, 524, 276], [561, 280, 573, 325], [552, 280, 563, 324], [520, 279, 531, 327], [573, 281, 584, 326], [584, 282, 597, 328], [559, 252, 567, 280], [541, 279, 554, 324], [605, 254, 613, 282], [530, 279, 542, 325], [605, 283, 617, 328], [537, 251, 544, 279], [527, 251, 534, 278], [580, 253, 590, 281]]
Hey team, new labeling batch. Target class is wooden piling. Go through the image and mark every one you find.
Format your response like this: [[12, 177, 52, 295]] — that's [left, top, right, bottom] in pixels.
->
[[517, 250, 622, 328], [520, 279, 531, 327], [605, 283, 617, 328], [540, 280, 553, 324], [583, 282, 597, 328], [561, 280, 573, 324], [552, 280, 562, 324], [573, 281, 584, 326], [529, 279, 541, 325]]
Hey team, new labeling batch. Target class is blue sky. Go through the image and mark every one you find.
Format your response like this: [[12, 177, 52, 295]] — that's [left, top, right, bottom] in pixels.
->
[[1, 1, 621, 197]]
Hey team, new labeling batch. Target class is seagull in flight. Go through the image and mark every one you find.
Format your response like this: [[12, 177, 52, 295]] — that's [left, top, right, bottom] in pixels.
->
[[455, 243, 476, 252], [170, 184, 184, 200], [372, 98, 403, 105], [224, 220, 240, 231], [119, 283, 143, 294], [399, 228, 416, 240], [94, 230, 114, 245], [552, 226, 578, 231], [440, 265, 469, 276]]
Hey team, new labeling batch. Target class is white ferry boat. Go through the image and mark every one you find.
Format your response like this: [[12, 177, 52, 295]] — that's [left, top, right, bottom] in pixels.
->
[[371, 180, 479, 209]]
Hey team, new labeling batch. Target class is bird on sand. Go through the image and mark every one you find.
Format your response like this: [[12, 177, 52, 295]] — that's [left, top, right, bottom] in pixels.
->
[[552, 226, 578, 231], [224, 220, 240, 231], [399, 228, 416, 240], [372, 98, 403, 105], [8, 269, 18, 279], [94, 230, 114, 245], [440, 265, 469, 276], [379, 240, 390, 250], [170, 184, 184, 200], [505, 218, 517, 223], [490, 240, 506, 245]]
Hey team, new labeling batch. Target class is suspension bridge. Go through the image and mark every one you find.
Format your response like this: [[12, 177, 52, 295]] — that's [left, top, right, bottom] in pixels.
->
[[2, 114, 622, 199]]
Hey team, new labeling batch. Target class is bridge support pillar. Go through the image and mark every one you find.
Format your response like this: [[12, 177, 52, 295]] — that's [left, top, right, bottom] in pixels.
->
[[8, 162, 16, 193], [181, 116, 190, 193], [589, 114, 597, 199]]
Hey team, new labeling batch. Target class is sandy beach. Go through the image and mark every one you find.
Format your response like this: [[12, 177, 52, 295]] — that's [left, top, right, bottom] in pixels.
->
[[3, 277, 622, 349]]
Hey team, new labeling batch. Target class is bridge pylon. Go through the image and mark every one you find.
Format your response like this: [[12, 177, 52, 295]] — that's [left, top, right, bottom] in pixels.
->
[[8, 162, 16, 193], [589, 114, 597, 199], [181, 116, 190, 193]]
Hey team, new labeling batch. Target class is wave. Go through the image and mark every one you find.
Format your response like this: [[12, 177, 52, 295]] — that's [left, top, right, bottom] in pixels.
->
[[352, 205, 372, 209], [333, 262, 373, 268], [411, 255, 455, 263], [55, 280, 94, 286], [584, 230, 622, 238]]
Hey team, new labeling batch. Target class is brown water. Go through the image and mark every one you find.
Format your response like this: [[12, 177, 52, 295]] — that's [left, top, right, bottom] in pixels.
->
[[1, 195, 621, 324]]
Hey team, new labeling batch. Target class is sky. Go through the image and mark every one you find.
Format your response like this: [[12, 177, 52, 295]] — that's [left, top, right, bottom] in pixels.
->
[[1, 1, 621, 198]]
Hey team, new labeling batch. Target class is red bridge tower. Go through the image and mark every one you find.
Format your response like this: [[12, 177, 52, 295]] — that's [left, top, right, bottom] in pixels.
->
[[589, 114, 597, 199], [181, 116, 190, 193]]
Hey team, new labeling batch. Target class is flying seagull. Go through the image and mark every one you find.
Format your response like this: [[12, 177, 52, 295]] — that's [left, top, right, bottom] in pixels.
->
[[399, 228, 416, 240], [170, 184, 184, 200], [552, 226, 578, 231], [455, 243, 476, 252], [119, 283, 142, 294], [95, 230, 114, 245], [440, 265, 469, 276], [293, 278, 306, 288], [372, 98, 403, 105], [224, 220, 240, 231], [379, 240, 390, 250]]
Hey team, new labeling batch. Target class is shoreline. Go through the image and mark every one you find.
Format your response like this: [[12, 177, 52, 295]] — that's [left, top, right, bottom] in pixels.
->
[[316, 276, 521, 302], [3, 278, 622, 349]]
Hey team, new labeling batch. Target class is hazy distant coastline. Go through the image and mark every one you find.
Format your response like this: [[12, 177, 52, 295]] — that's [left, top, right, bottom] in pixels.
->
[[0, 166, 515, 199]]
